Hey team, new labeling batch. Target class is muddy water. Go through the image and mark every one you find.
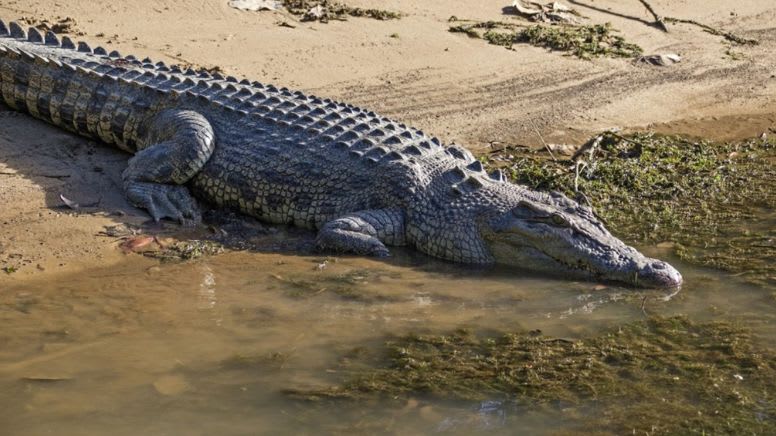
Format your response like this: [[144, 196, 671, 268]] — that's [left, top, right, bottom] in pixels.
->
[[1, 238, 774, 434]]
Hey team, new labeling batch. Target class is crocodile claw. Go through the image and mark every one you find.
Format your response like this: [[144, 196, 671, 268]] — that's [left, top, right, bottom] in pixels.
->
[[124, 182, 200, 225]]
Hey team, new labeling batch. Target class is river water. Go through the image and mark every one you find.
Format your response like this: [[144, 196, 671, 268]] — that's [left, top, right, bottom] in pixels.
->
[[1, 229, 774, 435]]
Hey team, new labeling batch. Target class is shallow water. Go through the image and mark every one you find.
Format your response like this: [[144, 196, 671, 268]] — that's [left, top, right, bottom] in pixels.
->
[[1, 237, 774, 435]]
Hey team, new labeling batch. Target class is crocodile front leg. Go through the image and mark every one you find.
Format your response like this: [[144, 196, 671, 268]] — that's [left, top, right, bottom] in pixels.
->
[[123, 110, 215, 224], [316, 209, 406, 257]]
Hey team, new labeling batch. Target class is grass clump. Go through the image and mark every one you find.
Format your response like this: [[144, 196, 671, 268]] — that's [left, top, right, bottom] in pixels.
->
[[484, 133, 776, 289], [287, 317, 776, 434]]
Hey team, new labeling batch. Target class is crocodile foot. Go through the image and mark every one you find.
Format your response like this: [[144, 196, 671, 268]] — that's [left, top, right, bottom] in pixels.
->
[[125, 181, 200, 225]]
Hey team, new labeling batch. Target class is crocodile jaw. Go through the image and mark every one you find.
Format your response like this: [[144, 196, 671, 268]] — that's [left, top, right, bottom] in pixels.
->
[[486, 236, 682, 288]]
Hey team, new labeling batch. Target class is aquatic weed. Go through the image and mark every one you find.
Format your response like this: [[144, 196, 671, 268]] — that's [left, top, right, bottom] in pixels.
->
[[286, 317, 776, 434]]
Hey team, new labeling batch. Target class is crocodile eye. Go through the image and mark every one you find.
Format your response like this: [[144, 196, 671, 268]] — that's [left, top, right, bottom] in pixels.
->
[[551, 213, 569, 227]]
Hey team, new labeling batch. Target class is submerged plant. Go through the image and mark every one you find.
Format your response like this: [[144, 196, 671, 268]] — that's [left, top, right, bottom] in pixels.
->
[[286, 317, 776, 434]]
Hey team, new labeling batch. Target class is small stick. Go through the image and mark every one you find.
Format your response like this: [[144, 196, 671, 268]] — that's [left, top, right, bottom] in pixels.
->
[[573, 160, 587, 192], [529, 119, 557, 161], [637, 0, 668, 32], [1, 172, 71, 179], [664, 17, 758, 45]]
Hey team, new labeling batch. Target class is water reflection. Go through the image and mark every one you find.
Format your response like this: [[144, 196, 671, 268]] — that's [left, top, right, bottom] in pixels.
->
[[198, 264, 217, 311]]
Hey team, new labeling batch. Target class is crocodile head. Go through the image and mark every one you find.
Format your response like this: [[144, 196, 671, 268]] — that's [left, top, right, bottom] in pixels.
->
[[481, 190, 682, 288], [410, 172, 682, 288]]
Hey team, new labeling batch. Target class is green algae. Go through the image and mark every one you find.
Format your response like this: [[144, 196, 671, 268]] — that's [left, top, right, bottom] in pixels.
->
[[286, 317, 776, 434], [449, 20, 642, 59], [484, 133, 776, 289]]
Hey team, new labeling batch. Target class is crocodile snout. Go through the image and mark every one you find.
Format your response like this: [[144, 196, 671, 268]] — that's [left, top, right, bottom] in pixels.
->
[[637, 259, 683, 288]]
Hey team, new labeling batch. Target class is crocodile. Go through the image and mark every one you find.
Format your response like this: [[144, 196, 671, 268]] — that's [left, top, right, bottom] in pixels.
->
[[0, 20, 682, 288]]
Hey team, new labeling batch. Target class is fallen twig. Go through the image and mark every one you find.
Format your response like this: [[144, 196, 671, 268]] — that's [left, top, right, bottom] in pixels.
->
[[529, 119, 557, 161], [664, 17, 758, 45], [0, 171, 70, 179], [636, 0, 668, 32], [573, 160, 587, 192]]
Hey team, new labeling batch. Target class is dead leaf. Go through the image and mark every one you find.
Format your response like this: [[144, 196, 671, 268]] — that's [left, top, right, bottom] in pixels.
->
[[510, 1, 580, 23], [59, 194, 80, 210], [512, 0, 542, 16], [548, 1, 572, 12], [227, 0, 281, 12], [637, 53, 682, 66], [304, 5, 327, 21], [120, 235, 157, 253]]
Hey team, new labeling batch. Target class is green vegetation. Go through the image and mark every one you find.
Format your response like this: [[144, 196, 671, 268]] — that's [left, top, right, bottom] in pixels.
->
[[449, 20, 642, 59], [287, 316, 776, 434], [484, 133, 776, 289], [512, 24, 642, 59], [282, 0, 401, 22]]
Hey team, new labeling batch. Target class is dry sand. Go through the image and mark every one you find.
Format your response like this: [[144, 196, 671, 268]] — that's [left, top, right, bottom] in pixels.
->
[[1, 0, 774, 282]]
